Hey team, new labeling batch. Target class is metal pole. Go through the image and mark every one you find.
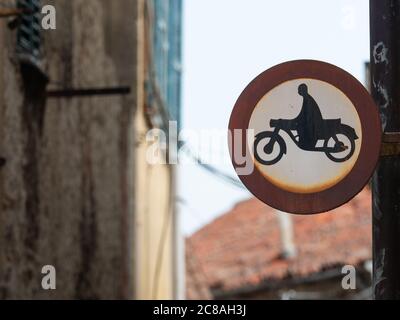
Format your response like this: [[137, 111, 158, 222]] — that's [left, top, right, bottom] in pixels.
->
[[370, 0, 400, 300]]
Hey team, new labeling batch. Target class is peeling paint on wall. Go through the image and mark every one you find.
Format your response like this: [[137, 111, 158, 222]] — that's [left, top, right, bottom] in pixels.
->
[[374, 249, 387, 295], [373, 42, 389, 65], [372, 42, 391, 131], [0, 0, 138, 299]]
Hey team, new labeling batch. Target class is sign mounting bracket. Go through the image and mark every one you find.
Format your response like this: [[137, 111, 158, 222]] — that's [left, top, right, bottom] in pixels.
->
[[381, 132, 400, 157]]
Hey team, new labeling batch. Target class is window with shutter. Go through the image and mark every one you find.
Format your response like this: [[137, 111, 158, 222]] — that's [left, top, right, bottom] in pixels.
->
[[16, 0, 41, 65], [150, 0, 183, 129]]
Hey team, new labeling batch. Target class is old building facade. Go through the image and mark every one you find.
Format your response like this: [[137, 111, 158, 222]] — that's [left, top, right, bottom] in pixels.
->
[[0, 0, 182, 299]]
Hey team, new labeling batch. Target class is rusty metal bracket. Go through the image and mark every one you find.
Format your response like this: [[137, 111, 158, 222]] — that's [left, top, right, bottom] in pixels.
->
[[1, 7, 33, 30], [0, 7, 30, 18], [381, 132, 400, 156], [46, 86, 131, 98]]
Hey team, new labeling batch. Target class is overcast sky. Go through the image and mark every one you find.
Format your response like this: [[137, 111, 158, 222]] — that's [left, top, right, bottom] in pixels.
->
[[179, 0, 370, 236]]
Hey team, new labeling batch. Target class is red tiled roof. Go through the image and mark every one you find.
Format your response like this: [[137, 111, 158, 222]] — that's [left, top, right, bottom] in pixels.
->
[[186, 241, 212, 300], [187, 189, 371, 295]]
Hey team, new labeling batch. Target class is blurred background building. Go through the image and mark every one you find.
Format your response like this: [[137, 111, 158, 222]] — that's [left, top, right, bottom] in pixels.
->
[[0, 0, 182, 299], [186, 189, 372, 300]]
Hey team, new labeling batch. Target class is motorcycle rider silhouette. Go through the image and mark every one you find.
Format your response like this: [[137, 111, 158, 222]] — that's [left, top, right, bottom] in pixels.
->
[[293, 84, 345, 150], [295, 84, 324, 149], [253, 83, 359, 165]]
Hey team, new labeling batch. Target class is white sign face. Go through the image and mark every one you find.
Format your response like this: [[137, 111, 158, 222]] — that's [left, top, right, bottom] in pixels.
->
[[248, 79, 362, 194]]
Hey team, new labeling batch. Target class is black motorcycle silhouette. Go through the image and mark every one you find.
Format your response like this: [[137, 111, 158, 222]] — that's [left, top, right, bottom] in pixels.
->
[[254, 84, 359, 166]]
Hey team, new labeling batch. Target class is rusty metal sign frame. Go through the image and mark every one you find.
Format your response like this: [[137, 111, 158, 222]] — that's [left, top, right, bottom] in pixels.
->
[[229, 60, 382, 214]]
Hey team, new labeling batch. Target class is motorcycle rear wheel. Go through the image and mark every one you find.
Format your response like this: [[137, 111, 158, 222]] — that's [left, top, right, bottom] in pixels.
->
[[324, 133, 356, 163]]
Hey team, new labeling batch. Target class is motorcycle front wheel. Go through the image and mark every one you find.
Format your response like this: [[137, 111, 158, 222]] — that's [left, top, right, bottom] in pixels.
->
[[254, 131, 286, 166]]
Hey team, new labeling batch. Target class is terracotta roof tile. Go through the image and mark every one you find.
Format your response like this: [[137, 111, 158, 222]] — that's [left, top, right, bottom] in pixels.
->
[[186, 189, 371, 296], [186, 240, 212, 300]]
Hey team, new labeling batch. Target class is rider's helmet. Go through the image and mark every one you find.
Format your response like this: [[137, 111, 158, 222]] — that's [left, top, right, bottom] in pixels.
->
[[298, 84, 308, 96]]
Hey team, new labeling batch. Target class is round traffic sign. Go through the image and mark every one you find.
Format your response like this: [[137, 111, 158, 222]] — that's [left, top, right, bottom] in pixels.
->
[[229, 60, 381, 214]]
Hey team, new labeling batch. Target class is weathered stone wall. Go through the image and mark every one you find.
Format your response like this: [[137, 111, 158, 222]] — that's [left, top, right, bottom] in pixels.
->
[[0, 0, 138, 299]]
